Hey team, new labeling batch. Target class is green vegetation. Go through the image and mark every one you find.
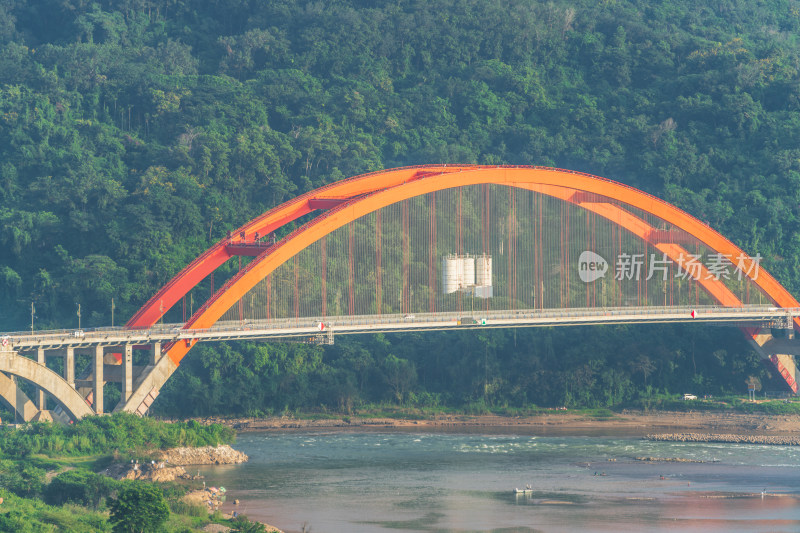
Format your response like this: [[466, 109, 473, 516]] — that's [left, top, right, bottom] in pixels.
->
[[630, 393, 800, 414], [45, 470, 116, 509], [0, 474, 241, 532], [230, 515, 269, 533], [1, 1, 800, 416], [0, 412, 235, 458], [109, 484, 170, 533], [0, 489, 110, 533], [0, 414, 250, 531]]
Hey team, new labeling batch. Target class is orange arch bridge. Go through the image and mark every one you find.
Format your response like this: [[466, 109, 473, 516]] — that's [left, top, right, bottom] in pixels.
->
[[120, 166, 800, 414]]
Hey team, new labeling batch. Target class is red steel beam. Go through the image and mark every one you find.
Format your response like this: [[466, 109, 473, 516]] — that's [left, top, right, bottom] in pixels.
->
[[308, 198, 352, 210], [225, 243, 273, 256]]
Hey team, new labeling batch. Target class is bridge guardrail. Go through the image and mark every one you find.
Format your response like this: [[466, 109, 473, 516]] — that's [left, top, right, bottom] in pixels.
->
[[4, 304, 798, 351]]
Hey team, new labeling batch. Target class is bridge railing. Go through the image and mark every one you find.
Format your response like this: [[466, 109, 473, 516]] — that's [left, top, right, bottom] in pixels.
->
[[4, 304, 797, 350]]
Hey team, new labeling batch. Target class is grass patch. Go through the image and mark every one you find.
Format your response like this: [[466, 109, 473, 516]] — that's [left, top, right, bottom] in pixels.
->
[[36, 453, 115, 471], [169, 499, 209, 517], [581, 408, 616, 420], [263, 398, 800, 423], [626, 394, 800, 415]]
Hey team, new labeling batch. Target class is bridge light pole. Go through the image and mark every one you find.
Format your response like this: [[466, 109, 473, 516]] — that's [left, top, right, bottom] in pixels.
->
[[31, 302, 35, 333], [76, 303, 81, 330], [111, 298, 115, 328]]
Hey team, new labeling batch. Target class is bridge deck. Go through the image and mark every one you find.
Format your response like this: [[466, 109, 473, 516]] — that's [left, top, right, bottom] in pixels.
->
[[3, 305, 797, 351]]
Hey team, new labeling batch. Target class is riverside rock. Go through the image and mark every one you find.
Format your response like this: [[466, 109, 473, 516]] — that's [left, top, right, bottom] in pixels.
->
[[101, 462, 192, 482], [158, 444, 249, 465]]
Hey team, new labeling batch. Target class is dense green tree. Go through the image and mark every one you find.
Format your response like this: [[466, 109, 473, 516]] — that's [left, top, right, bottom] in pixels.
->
[[45, 470, 115, 509], [0, 462, 45, 498], [109, 483, 169, 533]]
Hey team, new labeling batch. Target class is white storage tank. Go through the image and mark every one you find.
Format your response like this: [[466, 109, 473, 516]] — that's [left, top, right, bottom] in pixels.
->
[[442, 255, 463, 294], [475, 255, 492, 286], [461, 255, 475, 289]]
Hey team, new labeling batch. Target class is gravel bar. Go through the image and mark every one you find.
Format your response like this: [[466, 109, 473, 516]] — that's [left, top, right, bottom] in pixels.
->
[[646, 433, 800, 446]]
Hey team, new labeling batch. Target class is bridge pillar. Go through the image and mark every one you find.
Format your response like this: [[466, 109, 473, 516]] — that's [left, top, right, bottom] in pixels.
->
[[36, 347, 46, 409], [93, 345, 104, 414], [150, 342, 161, 365], [122, 344, 133, 402], [748, 328, 800, 393], [64, 347, 74, 388]]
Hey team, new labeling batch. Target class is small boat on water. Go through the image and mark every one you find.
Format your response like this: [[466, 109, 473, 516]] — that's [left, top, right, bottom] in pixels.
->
[[514, 484, 534, 494]]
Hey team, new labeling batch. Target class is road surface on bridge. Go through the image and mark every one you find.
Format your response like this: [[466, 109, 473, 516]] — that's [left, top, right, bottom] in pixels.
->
[[3, 305, 796, 351]]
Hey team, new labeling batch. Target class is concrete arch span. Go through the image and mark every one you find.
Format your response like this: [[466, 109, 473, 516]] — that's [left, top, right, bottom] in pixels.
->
[[0, 350, 94, 420], [0, 370, 38, 422]]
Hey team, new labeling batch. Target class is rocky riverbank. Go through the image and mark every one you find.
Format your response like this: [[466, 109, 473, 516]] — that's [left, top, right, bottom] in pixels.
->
[[158, 444, 249, 466], [101, 461, 195, 482], [646, 433, 800, 446], [100, 445, 248, 482]]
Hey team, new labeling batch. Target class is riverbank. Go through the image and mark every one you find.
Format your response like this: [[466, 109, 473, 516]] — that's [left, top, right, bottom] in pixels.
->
[[100, 445, 248, 482], [183, 410, 800, 437]]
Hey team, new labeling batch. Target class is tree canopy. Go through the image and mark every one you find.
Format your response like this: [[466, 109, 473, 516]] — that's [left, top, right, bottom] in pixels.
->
[[109, 483, 169, 533]]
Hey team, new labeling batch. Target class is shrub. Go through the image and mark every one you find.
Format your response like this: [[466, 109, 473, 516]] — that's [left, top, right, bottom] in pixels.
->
[[45, 470, 117, 509], [230, 515, 268, 533], [0, 413, 235, 458], [109, 483, 170, 533], [0, 462, 45, 498]]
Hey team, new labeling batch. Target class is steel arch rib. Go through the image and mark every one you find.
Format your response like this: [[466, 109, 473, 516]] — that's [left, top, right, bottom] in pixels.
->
[[130, 163, 789, 330], [126, 166, 475, 329], [157, 166, 800, 368], [522, 183, 743, 307]]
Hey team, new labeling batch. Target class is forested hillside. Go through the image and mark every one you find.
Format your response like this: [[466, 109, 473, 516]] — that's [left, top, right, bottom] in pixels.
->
[[2, 0, 800, 414]]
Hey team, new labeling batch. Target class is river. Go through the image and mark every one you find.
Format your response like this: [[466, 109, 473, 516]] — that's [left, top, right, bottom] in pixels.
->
[[196, 428, 800, 533]]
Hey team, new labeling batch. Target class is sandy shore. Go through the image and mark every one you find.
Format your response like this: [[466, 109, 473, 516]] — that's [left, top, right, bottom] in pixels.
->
[[191, 410, 800, 437], [185, 490, 283, 532]]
